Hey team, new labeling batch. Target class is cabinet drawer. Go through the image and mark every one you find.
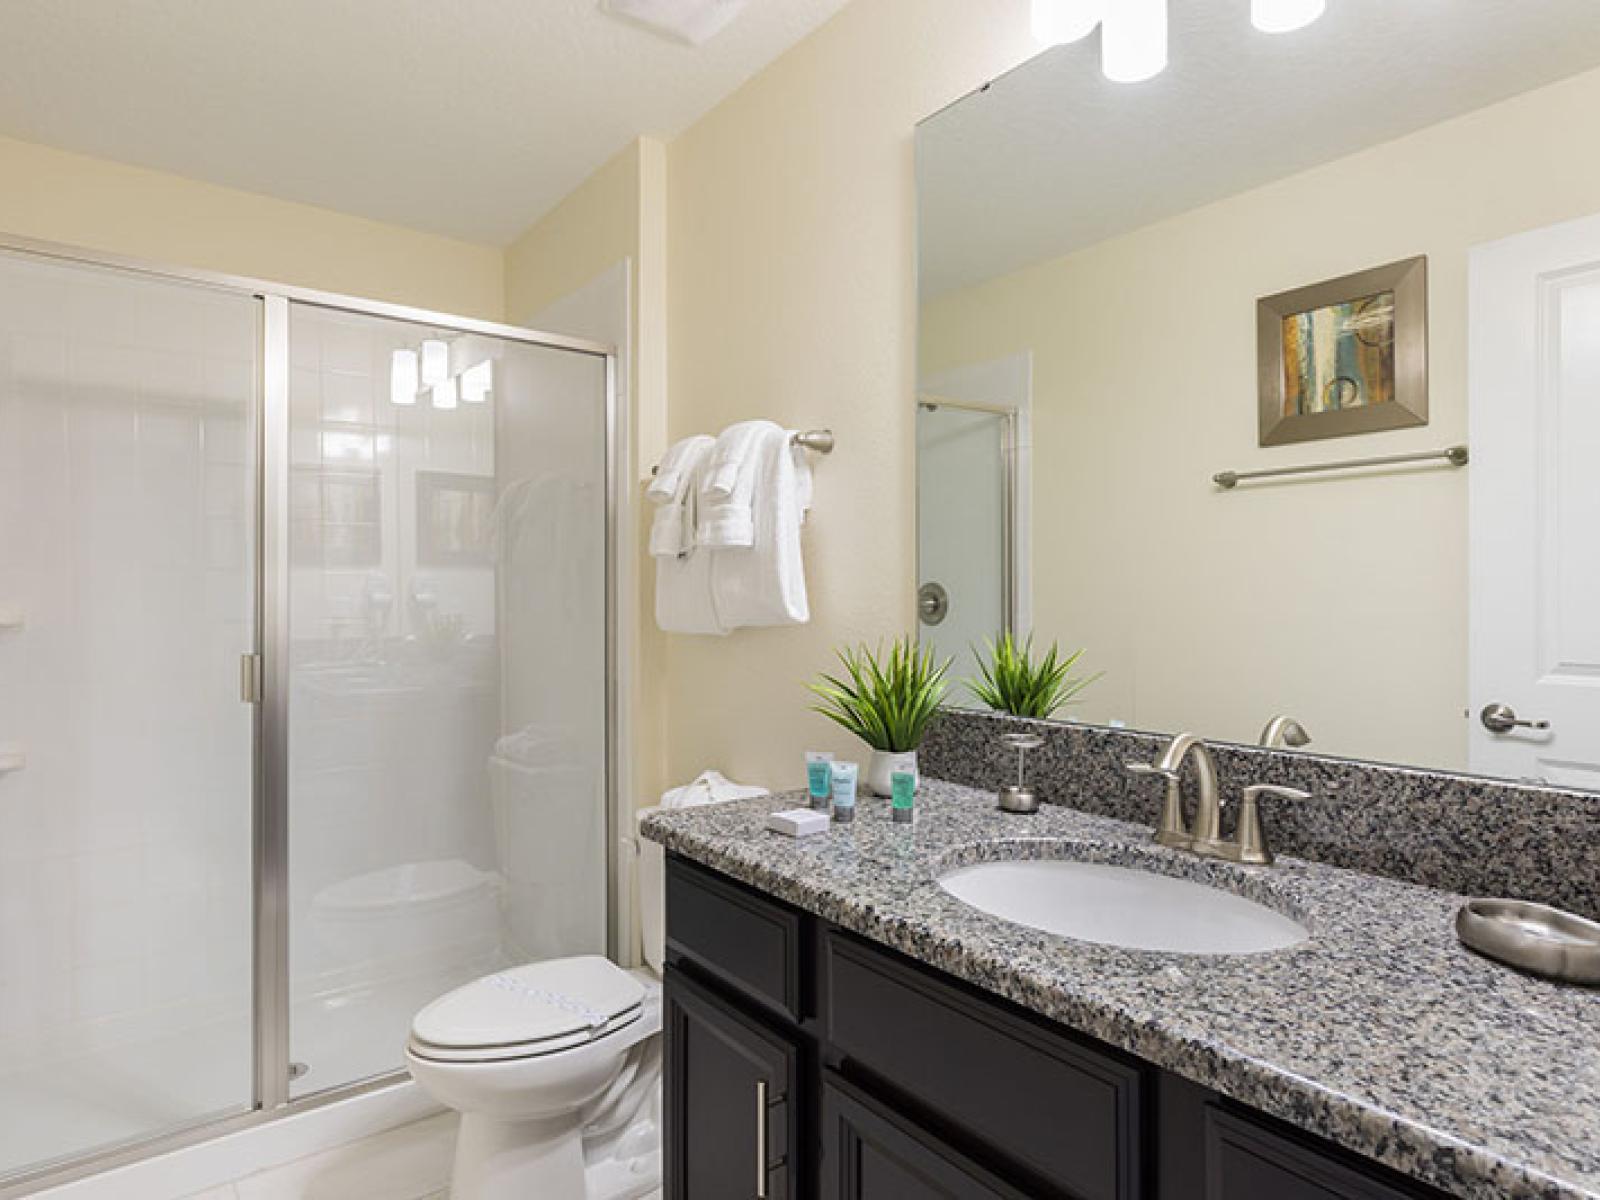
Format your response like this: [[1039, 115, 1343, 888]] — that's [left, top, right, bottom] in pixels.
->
[[822, 1072, 1034, 1199], [1206, 1107, 1436, 1200], [666, 855, 805, 1021], [824, 932, 1141, 1200]]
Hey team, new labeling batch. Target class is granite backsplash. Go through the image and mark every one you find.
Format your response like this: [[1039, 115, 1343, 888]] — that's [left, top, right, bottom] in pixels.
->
[[920, 707, 1600, 920]]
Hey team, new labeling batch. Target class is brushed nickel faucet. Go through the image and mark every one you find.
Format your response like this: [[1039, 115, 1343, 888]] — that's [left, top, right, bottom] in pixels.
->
[[1259, 715, 1311, 749], [1125, 732, 1227, 855], [1126, 732, 1308, 863]]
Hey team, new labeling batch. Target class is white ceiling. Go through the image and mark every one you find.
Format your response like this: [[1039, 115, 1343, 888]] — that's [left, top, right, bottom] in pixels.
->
[[0, 0, 850, 245], [918, 0, 1600, 298]]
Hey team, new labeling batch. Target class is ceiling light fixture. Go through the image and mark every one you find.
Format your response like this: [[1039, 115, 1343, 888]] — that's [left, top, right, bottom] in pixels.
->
[[420, 339, 450, 387], [599, 0, 747, 46], [1251, 0, 1326, 34], [460, 360, 493, 404], [1030, 0, 1103, 46], [1030, 0, 1326, 81], [389, 350, 418, 406], [1101, 0, 1168, 83]]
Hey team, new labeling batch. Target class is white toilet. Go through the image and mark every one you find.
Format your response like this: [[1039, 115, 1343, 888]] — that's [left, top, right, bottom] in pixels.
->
[[406, 810, 668, 1200]]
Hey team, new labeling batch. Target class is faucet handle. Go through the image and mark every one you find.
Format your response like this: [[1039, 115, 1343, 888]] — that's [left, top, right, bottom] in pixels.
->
[[1232, 784, 1311, 865], [1124, 760, 1177, 781], [1125, 762, 1190, 849]]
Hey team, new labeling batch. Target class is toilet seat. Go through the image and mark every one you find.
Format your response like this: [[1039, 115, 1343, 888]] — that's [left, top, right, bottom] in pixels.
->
[[409, 955, 646, 1064]]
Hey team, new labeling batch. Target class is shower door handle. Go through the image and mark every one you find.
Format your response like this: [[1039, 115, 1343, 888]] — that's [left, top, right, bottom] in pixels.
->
[[239, 653, 262, 705]]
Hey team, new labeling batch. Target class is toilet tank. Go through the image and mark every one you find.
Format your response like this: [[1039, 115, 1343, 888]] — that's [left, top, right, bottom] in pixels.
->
[[636, 805, 666, 974]]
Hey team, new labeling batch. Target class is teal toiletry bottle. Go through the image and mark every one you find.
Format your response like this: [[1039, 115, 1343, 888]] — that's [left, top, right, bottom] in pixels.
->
[[806, 751, 834, 811], [831, 762, 859, 823], [891, 770, 916, 824]]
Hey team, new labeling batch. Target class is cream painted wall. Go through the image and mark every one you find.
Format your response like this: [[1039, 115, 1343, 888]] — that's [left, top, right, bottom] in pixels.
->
[[921, 66, 1600, 773], [0, 134, 503, 319], [662, 0, 1036, 791]]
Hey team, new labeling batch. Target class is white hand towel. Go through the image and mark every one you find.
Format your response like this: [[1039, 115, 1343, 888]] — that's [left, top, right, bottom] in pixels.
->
[[701, 420, 772, 500], [711, 425, 814, 629], [660, 770, 768, 810], [647, 435, 713, 559], [655, 448, 726, 633], [699, 419, 781, 548], [647, 434, 713, 505]]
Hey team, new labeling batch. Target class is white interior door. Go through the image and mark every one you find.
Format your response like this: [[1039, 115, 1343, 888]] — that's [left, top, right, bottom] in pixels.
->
[[1469, 212, 1600, 786]]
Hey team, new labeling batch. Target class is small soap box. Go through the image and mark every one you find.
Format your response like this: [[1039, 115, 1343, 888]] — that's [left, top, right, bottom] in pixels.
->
[[766, 808, 832, 839]]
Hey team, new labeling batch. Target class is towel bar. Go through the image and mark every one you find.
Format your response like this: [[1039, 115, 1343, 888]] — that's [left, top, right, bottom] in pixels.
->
[[650, 428, 834, 476], [1213, 444, 1468, 489]]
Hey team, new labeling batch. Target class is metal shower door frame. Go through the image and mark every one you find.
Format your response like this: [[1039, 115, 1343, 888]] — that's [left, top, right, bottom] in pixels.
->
[[0, 232, 623, 1197]]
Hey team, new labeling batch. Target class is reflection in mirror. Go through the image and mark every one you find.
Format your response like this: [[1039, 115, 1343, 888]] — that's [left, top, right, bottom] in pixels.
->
[[916, 1, 1600, 789]]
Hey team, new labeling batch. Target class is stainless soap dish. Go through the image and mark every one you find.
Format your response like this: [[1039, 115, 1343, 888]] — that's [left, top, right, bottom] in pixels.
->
[[1456, 898, 1600, 986]]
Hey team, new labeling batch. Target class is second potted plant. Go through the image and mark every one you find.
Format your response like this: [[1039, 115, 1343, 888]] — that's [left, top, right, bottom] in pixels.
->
[[808, 636, 950, 796], [967, 632, 1099, 718]]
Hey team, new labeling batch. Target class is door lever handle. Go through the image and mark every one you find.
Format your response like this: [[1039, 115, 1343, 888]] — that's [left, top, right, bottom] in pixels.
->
[[1481, 704, 1550, 734]]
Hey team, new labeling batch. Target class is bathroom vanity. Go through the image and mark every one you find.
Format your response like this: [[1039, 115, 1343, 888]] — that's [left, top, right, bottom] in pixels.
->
[[643, 781, 1600, 1200]]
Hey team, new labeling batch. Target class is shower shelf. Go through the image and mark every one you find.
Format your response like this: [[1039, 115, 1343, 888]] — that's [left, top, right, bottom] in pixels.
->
[[0, 608, 22, 630], [0, 746, 25, 774]]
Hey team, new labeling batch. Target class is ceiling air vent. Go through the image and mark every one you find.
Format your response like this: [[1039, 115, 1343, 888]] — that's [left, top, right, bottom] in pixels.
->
[[599, 0, 748, 46]]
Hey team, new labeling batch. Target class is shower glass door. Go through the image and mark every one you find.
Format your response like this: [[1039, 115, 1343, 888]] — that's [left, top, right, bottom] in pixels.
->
[[0, 249, 258, 1178], [284, 302, 608, 1097]]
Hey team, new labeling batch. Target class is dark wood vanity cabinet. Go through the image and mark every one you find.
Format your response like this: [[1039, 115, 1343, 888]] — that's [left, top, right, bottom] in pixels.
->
[[664, 964, 802, 1199], [663, 854, 1446, 1200]]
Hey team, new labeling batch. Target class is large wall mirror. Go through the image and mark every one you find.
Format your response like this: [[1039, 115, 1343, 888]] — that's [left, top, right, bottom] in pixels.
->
[[916, 1, 1600, 790]]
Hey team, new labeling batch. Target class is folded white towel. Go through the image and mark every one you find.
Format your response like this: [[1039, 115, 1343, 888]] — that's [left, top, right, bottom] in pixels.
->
[[647, 435, 713, 559], [711, 425, 814, 629], [701, 420, 772, 500], [655, 541, 725, 634], [656, 443, 726, 632], [699, 419, 781, 548], [660, 770, 768, 810], [646, 434, 713, 506]]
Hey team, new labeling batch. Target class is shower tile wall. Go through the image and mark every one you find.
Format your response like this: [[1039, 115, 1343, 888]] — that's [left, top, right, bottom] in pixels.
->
[[287, 310, 502, 1026], [0, 253, 258, 1172]]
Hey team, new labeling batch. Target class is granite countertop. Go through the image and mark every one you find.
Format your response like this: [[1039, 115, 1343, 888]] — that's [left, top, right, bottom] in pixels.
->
[[641, 779, 1600, 1200]]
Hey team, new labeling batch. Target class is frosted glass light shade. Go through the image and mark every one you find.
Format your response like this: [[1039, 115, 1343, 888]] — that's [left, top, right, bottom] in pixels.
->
[[389, 349, 419, 406], [460, 360, 493, 403], [420, 339, 450, 387], [431, 377, 459, 410], [1031, 0, 1102, 46], [1252, 0, 1325, 33], [1101, 0, 1167, 82]]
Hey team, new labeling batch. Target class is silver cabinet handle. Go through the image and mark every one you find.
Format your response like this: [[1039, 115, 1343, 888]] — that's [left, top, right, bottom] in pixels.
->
[[1481, 704, 1551, 734], [754, 1078, 769, 1199]]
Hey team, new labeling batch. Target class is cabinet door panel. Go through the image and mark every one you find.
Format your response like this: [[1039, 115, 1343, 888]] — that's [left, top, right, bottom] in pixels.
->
[[821, 1074, 1033, 1200], [825, 931, 1141, 1199], [1207, 1108, 1433, 1200], [664, 966, 801, 1200]]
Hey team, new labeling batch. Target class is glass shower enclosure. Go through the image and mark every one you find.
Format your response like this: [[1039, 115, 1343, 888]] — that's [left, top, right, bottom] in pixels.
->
[[0, 238, 616, 1192]]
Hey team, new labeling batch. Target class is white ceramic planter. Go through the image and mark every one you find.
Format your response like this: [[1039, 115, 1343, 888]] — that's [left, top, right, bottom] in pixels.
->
[[866, 749, 918, 798]]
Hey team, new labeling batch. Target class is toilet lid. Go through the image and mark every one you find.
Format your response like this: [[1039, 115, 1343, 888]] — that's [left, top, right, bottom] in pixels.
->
[[411, 955, 645, 1055]]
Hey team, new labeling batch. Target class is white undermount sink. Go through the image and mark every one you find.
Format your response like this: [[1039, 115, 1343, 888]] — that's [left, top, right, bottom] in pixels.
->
[[938, 859, 1308, 955]]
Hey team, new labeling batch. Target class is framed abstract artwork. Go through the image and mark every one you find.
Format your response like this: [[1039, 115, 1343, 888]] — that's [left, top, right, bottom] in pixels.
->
[[1257, 256, 1428, 446]]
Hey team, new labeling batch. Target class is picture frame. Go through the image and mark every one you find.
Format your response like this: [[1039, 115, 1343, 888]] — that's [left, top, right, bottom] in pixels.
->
[[1256, 255, 1428, 447], [416, 470, 497, 566]]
